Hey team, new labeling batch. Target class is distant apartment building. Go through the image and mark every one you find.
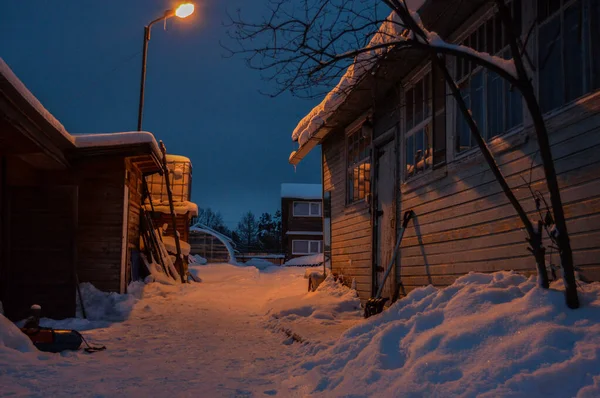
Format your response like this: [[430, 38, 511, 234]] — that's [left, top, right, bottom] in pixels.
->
[[280, 183, 323, 259]]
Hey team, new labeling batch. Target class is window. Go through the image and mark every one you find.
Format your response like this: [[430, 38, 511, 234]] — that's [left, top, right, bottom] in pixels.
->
[[293, 201, 321, 217], [404, 60, 447, 180], [455, 0, 524, 152], [292, 240, 322, 255], [405, 72, 432, 179], [538, 0, 600, 113], [347, 121, 371, 204]]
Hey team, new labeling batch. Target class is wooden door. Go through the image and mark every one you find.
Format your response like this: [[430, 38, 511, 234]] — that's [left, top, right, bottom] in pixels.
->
[[4, 186, 77, 320], [374, 141, 396, 299]]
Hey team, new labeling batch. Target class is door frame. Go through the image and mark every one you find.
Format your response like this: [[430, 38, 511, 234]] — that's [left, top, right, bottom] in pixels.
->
[[371, 127, 398, 297]]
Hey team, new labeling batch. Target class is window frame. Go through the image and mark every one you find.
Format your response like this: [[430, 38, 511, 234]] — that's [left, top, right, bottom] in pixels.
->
[[454, 0, 524, 155], [292, 201, 322, 217], [536, 0, 599, 115], [346, 120, 372, 205], [291, 239, 323, 255], [403, 67, 434, 182]]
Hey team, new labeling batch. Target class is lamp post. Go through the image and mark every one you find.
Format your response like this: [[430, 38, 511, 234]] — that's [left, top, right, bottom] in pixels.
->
[[137, 3, 194, 131]]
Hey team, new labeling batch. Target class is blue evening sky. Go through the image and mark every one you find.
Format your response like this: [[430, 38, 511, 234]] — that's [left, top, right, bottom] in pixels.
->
[[0, 0, 321, 228]]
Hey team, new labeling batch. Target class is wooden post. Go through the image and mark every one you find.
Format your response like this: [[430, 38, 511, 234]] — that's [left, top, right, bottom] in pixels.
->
[[159, 141, 186, 283]]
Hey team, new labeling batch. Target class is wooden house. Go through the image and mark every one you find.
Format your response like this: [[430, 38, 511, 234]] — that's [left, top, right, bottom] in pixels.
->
[[0, 59, 163, 320], [280, 183, 324, 260], [289, 0, 600, 302]]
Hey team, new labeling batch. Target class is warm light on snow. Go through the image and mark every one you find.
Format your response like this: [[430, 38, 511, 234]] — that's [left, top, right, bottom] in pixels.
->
[[175, 3, 194, 18]]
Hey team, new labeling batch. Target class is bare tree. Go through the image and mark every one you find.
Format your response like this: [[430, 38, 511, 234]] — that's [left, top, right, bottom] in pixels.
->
[[236, 211, 259, 252], [226, 0, 579, 308]]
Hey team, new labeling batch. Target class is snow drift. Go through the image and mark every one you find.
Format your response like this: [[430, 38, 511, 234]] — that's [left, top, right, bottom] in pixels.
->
[[279, 271, 600, 397], [0, 313, 36, 353], [267, 275, 362, 344], [245, 258, 276, 270]]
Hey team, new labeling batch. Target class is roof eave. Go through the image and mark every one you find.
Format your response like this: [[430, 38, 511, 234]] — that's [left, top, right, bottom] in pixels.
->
[[288, 125, 332, 165]]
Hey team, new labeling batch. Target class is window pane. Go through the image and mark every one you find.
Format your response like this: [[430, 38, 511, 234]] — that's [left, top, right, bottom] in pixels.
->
[[364, 163, 371, 197], [487, 70, 504, 139], [486, 20, 494, 54], [347, 171, 354, 203], [353, 166, 360, 202], [424, 124, 432, 170], [538, 17, 563, 113], [564, 1, 584, 103], [406, 134, 414, 178], [406, 87, 414, 129], [415, 80, 424, 123], [310, 202, 321, 216], [456, 56, 463, 80], [477, 25, 486, 52], [309, 241, 320, 254], [415, 128, 424, 174], [494, 14, 503, 53], [457, 82, 471, 152], [471, 70, 485, 138], [424, 73, 431, 118], [293, 202, 310, 216], [293, 240, 309, 254], [513, 0, 522, 37], [593, 0, 600, 90]]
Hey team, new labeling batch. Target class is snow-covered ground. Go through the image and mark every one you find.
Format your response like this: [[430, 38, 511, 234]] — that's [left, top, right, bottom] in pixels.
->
[[2, 265, 600, 397]]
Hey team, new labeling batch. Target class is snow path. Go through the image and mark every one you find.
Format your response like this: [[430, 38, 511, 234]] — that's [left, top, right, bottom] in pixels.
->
[[1, 264, 336, 397]]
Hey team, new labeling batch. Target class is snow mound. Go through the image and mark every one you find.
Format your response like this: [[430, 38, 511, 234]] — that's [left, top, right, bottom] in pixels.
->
[[245, 258, 277, 270], [77, 282, 143, 322], [284, 253, 324, 267], [267, 275, 362, 344], [279, 271, 600, 397], [0, 314, 36, 353]]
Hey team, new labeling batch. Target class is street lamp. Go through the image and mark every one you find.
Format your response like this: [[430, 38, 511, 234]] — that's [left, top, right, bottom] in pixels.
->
[[137, 3, 195, 131]]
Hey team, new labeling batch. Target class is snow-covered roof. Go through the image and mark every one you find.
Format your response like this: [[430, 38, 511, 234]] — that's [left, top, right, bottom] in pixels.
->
[[281, 183, 322, 199], [0, 58, 168, 162], [0, 58, 74, 145], [289, 0, 516, 163], [73, 132, 161, 156]]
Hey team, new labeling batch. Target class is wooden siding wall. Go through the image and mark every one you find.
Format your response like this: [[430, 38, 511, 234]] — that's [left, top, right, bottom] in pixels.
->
[[76, 158, 125, 292], [396, 93, 600, 295], [125, 160, 144, 288], [323, 129, 373, 301], [188, 232, 230, 263]]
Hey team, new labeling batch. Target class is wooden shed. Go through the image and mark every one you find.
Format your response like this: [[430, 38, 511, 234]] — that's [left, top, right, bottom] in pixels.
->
[[0, 59, 162, 320]]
